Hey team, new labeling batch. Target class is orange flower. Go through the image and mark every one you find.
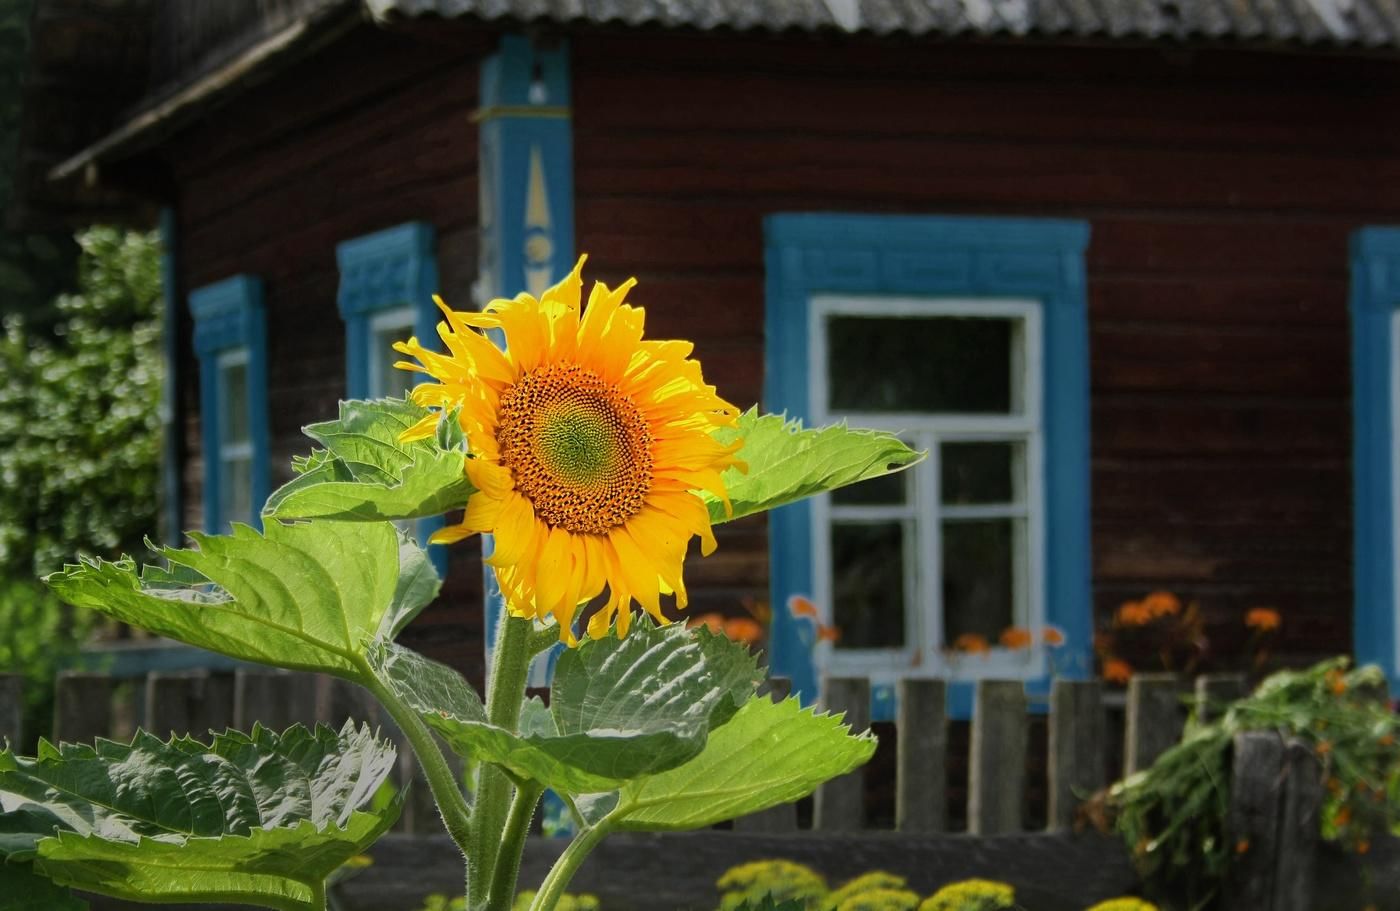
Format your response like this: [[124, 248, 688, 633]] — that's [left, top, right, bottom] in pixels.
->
[[1357, 839, 1371, 855], [1326, 668, 1348, 696], [953, 633, 991, 654], [1317, 740, 1333, 756], [1380, 733, 1395, 747], [1235, 838, 1250, 854], [787, 595, 819, 619], [1244, 607, 1281, 632], [1327, 777, 1343, 795], [1116, 601, 1151, 627], [816, 624, 842, 643], [1142, 591, 1182, 618], [1332, 805, 1351, 828], [689, 612, 725, 634], [723, 617, 764, 645], [1103, 658, 1134, 684], [999, 627, 1032, 649], [1043, 625, 1066, 647]]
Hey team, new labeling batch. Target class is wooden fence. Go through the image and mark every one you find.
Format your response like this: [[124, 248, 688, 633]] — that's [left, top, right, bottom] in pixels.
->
[[1, 670, 1396, 911]]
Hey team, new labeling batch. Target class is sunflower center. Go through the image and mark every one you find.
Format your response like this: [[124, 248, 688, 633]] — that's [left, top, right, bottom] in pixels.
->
[[497, 363, 653, 535]]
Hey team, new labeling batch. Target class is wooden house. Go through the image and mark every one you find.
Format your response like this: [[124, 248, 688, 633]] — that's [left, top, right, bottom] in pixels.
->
[[15, 0, 1400, 718]]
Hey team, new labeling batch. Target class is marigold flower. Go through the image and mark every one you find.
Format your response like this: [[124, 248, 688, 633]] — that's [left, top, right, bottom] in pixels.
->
[[952, 633, 991, 654], [998, 626, 1032, 649], [816, 624, 842, 643], [688, 612, 725, 634], [1326, 668, 1348, 696], [1116, 601, 1150, 627], [1317, 740, 1333, 756], [1244, 607, 1281, 632], [1142, 591, 1181, 618], [394, 257, 745, 642], [1103, 658, 1134, 684], [1235, 839, 1250, 854], [1043, 625, 1066, 647], [787, 594, 820, 619], [1357, 839, 1371, 855], [1332, 805, 1351, 828], [723, 617, 764, 644]]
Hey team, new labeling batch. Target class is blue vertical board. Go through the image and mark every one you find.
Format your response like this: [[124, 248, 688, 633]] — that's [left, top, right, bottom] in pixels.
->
[[762, 214, 1093, 721], [1351, 228, 1400, 690], [336, 221, 448, 574], [188, 275, 269, 534], [477, 34, 575, 660], [158, 208, 183, 544]]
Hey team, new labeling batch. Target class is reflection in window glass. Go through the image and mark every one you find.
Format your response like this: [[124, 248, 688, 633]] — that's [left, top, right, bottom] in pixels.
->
[[373, 323, 416, 399], [217, 353, 254, 527], [941, 441, 1023, 505], [827, 315, 1015, 414], [831, 522, 906, 648], [221, 361, 249, 444], [832, 469, 907, 506], [221, 455, 252, 526], [941, 518, 1017, 643]]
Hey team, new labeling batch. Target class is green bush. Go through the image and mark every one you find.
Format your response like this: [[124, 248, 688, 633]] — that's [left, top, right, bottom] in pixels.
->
[[0, 226, 161, 741], [717, 860, 828, 911], [917, 879, 1015, 911], [821, 872, 909, 911]]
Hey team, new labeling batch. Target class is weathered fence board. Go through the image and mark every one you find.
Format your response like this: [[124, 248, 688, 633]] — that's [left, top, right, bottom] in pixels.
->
[[1124, 673, 1183, 774], [896, 677, 946, 833], [145, 670, 235, 738], [814, 676, 869, 831], [1195, 672, 1247, 724], [969, 680, 1027, 835], [53, 671, 117, 744], [232, 668, 319, 731], [1048, 679, 1104, 831]]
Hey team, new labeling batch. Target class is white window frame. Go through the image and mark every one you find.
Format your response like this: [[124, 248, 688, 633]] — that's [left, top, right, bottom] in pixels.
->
[[367, 305, 418, 398], [215, 347, 254, 525], [807, 295, 1048, 682]]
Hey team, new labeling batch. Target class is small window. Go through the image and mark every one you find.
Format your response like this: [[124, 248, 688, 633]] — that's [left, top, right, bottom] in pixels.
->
[[368, 306, 418, 400], [216, 349, 254, 527], [812, 298, 1042, 677]]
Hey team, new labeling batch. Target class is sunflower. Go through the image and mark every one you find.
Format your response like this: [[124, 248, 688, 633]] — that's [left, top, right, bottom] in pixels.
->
[[392, 257, 744, 643]]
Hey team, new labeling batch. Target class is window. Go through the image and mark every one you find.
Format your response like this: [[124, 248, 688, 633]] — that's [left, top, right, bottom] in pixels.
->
[[1350, 227, 1400, 690], [189, 275, 268, 533], [337, 222, 446, 571], [764, 214, 1091, 718], [812, 298, 1043, 680]]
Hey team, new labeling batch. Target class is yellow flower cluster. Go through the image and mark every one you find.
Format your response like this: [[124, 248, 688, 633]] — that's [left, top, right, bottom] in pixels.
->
[[1083, 899, 1158, 911], [918, 879, 1015, 911], [822, 873, 911, 911]]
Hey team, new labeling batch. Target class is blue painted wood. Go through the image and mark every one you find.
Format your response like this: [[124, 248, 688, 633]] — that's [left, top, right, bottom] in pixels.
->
[[478, 34, 575, 660], [1351, 227, 1400, 690], [189, 275, 269, 534], [763, 213, 1092, 721], [336, 221, 448, 574]]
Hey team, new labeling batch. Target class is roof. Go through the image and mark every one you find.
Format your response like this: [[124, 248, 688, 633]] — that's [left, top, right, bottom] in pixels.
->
[[366, 0, 1400, 49]]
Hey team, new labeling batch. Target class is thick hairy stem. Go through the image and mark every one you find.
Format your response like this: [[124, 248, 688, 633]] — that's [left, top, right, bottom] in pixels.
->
[[360, 671, 473, 855], [468, 611, 535, 909], [485, 782, 545, 911], [526, 819, 614, 911]]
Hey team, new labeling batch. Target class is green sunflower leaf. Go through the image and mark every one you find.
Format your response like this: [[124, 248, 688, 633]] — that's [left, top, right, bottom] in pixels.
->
[[375, 621, 761, 794], [0, 723, 399, 911], [705, 409, 924, 524], [44, 520, 415, 678], [265, 397, 475, 522], [610, 696, 876, 831], [0, 863, 87, 911]]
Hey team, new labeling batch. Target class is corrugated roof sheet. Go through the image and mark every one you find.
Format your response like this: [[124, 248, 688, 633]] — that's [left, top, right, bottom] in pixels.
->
[[364, 0, 1400, 48]]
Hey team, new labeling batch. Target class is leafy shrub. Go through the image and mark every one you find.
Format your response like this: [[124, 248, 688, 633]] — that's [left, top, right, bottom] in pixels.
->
[[833, 888, 920, 911], [1111, 658, 1399, 905], [717, 860, 828, 910], [917, 879, 1016, 911]]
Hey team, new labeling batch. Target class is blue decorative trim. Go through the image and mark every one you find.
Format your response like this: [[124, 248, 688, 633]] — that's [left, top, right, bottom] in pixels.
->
[[478, 34, 575, 664], [336, 221, 447, 574], [189, 275, 269, 534], [763, 213, 1093, 721], [1351, 227, 1400, 690], [158, 208, 182, 545]]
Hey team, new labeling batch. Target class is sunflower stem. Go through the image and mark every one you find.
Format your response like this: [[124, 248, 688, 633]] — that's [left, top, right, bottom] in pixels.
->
[[526, 818, 614, 911], [469, 610, 535, 910], [485, 781, 544, 911]]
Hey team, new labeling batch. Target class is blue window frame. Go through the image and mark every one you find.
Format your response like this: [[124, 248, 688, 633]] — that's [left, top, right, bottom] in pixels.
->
[[764, 214, 1092, 720], [337, 221, 447, 572], [189, 275, 269, 533], [1351, 227, 1400, 690]]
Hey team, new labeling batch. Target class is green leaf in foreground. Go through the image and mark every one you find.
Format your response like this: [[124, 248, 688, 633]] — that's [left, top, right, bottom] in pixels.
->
[[705, 409, 924, 524], [265, 397, 474, 521], [0, 862, 88, 911], [377, 621, 761, 793], [0, 723, 399, 911], [45, 520, 420, 678], [611, 696, 876, 831]]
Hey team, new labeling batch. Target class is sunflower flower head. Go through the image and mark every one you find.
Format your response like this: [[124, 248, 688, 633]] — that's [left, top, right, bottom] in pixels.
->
[[393, 257, 745, 643]]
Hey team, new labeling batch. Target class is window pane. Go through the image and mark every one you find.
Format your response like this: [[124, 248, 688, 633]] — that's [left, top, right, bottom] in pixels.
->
[[941, 442, 1022, 505], [831, 521, 906, 649], [221, 455, 253, 526], [827, 315, 1016, 413], [373, 325, 416, 399], [832, 469, 907, 506], [220, 361, 249, 444], [941, 518, 1017, 643]]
